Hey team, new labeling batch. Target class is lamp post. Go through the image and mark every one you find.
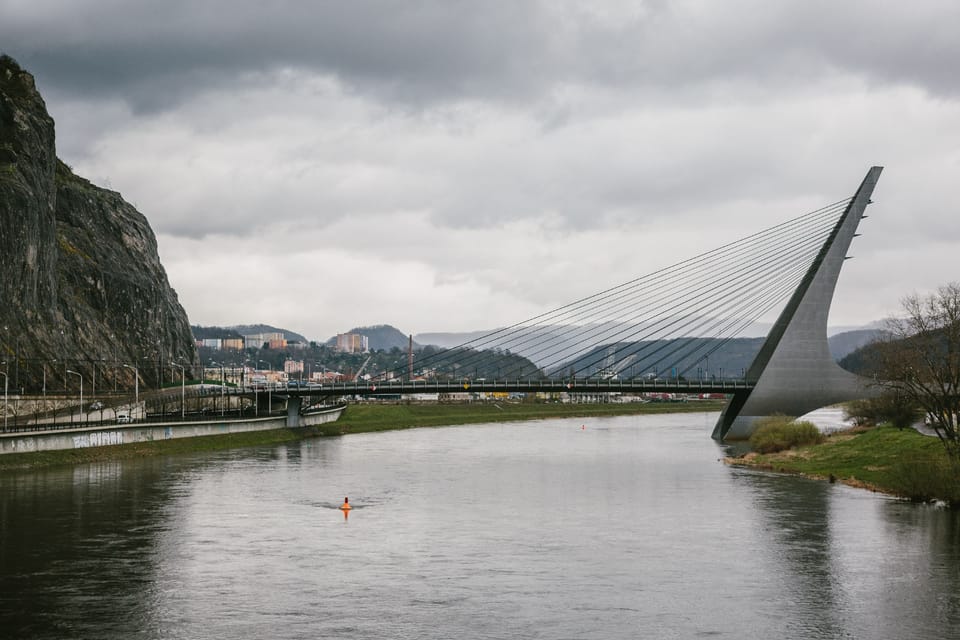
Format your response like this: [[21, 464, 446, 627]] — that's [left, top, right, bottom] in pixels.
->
[[210, 360, 226, 417], [1, 361, 8, 431], [123, 364, 139, 417], [170, 362, 185, 419], [66, 369, 82, 424]]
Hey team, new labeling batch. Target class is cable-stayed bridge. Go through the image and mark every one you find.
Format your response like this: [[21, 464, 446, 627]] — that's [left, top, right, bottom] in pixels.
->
[[279, 166, 883, 441], [2, 168, 881, 442]]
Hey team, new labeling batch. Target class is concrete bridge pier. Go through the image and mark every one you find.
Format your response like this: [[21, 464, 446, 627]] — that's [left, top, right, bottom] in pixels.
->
[[713, 166, 883, 441], [286, 396, 301, 427]]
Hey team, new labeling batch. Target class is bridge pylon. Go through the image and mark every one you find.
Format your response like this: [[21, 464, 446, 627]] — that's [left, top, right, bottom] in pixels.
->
[[713, 167, 883, 441]]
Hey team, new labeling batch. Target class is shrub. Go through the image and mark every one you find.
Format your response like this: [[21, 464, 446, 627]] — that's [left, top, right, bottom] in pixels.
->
[[844, 393, 921, 429], [888, 453, 960, 504], [844, 399, 880, 427], [749, 415, 824, 453]]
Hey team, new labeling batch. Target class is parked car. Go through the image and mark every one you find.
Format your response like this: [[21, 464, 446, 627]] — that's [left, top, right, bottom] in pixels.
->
[[89, 401, 104, 410], [116, 411, 131, 424]]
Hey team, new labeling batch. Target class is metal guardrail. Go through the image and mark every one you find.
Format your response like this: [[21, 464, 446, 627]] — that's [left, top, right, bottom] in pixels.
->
[[267, 378, 755, 396]]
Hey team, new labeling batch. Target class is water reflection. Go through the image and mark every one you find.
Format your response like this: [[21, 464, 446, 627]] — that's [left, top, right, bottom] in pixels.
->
[[874, 501, 960, 633], [737, 465, 960, 639], [734, 468, 845, 637], [0, 458, 178, 638]]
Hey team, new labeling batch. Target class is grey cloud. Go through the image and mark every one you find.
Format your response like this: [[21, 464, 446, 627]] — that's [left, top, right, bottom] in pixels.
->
[[2, 1, 549, 111], [3, 1, 958, 115]]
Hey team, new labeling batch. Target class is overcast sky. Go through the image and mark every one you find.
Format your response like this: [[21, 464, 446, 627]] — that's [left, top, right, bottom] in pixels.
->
[[3, 1, 958, 341]]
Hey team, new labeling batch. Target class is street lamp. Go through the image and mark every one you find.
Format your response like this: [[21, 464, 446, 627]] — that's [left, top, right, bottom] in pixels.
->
[[1, 361, 8, 431], [170, 362, 185, 419], [66, 369, 82, 424], [123, 364, 139, 409], [210, 360, 226, 416]]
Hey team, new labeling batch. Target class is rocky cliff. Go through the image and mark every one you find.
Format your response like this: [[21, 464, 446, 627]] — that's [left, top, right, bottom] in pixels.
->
[[0, 54, 197, 391]]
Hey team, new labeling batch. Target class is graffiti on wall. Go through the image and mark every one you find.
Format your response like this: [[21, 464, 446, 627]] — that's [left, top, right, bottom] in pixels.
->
[[72, 431, 124, 449]]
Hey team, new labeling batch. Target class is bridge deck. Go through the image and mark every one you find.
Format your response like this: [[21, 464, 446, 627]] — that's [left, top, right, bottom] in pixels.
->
[[264, 379, 754, 397]]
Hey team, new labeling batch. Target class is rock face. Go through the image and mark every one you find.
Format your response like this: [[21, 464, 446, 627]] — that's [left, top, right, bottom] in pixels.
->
[[0, 55, 197, 391]]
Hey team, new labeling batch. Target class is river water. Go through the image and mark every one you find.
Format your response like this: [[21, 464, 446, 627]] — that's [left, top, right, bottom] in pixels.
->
[[2, 412, 959, 639]]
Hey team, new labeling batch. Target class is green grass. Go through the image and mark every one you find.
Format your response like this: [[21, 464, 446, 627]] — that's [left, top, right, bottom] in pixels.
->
[[330, 400, 722, 434], [1, 400, 724, 472], [733, 425, 960, 503]]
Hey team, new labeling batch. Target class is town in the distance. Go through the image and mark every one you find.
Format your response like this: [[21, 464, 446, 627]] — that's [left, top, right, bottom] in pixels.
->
[[192, 321, 882, 401]]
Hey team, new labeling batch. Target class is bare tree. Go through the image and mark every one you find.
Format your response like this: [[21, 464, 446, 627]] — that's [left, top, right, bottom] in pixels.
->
[[869, 282, 960, 461]]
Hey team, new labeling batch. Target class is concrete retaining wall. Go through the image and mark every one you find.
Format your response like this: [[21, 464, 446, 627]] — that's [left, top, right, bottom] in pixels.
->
[[0, 404, 345, 455]]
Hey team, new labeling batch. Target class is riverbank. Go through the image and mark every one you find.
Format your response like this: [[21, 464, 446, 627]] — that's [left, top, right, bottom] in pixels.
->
[[0, 400, 724, 472], [725, 424, 959, 504]]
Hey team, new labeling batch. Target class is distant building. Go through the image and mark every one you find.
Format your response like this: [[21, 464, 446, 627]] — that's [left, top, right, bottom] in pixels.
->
[[267, 338, 287, 350], [221, 338, 244, 350], [311, 370, 344, 383], [244, 332, 285, 349], [284, 359, 304, 375], [336, 333, 369, 353], [202, 338, 222, 349]]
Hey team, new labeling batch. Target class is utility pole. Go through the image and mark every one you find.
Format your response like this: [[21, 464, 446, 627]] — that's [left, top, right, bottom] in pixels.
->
[[408, 334, 414, 381], [170, 362, 185, 418]]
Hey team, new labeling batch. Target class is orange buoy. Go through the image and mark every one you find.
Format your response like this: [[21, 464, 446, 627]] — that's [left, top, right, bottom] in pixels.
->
[[340, 496, 352, 511]]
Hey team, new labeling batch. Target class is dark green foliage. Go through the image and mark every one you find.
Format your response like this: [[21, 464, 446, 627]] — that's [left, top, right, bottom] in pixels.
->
[[228, 324, 307, 344], [865, 283, 960, 463], [749, 415, 824, 453], [838, 344, 876, 375], [845, 393, 921, 429], [191, 325, 243, 340], [888, 453, 960, 504]]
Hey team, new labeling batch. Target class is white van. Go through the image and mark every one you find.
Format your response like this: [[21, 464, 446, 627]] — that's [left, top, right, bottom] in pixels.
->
[[116, 411, 131, 424]]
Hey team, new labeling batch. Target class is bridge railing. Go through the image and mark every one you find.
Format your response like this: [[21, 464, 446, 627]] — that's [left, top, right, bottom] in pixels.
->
[[247, 378, 755, 396]]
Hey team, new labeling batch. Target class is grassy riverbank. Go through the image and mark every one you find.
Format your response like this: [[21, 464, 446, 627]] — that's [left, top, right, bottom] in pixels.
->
[[727, 425, 959, 503], [323, 400, 724, 435], [0, 400, 724, 472]]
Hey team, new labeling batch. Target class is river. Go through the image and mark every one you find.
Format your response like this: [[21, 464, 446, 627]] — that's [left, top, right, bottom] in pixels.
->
[[2, 411, 959, 639]]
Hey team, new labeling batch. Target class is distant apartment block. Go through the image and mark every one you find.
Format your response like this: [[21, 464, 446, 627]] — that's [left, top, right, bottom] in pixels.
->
[[244, 332, 285, 349], [284, 359, 304, 374], [336, 333, 369, 353], [195, 337, 246, 351]]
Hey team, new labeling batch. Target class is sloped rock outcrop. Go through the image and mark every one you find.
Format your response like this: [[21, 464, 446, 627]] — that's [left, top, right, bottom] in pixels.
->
[[0, 54, 197, 390]]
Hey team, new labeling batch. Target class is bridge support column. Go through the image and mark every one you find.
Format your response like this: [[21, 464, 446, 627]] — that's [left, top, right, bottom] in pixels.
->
[[286, 396, 301, 428], [714, 167, 883, 441]]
